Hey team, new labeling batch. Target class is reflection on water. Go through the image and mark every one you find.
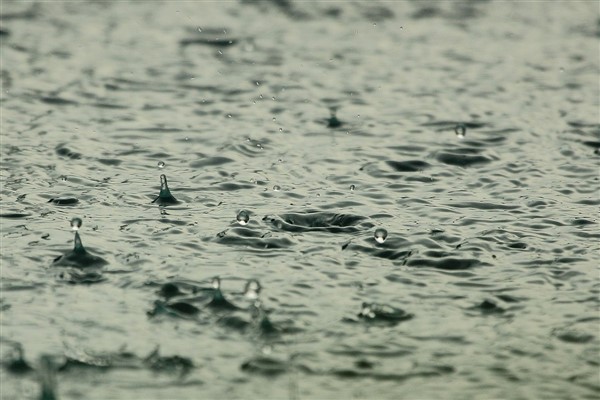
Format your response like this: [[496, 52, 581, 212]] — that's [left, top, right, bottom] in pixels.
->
[[1, 1, 599, 399]]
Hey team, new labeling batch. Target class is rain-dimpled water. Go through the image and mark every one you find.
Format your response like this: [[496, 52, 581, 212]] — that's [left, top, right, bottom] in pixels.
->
[[1, 1, 599, 400]]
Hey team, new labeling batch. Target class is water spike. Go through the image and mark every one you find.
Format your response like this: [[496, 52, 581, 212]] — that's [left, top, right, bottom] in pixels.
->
[[327, 108, 342, 128], [73, 232, 86, 254], [38, 355, 58, 400], [207, 277, 238, 310], [152, 174, 179, 205]]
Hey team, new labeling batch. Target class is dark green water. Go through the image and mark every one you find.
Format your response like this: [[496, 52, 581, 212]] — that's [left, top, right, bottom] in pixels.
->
[[1, 1, 599, 399]]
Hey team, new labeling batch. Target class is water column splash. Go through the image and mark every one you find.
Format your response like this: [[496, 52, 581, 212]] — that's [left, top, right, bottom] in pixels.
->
[[38, 355, 58, 400], [455, 123, 467, 139], [207, 277, 238, 310], [244, 279, 277, 335], [327, 107, 343, 128], [52, 217, 107, 269], [152, 174, 179, 205]]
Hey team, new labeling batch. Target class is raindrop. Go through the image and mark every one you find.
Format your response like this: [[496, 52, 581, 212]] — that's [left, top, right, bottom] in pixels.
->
[[244, 279, 261, 300], [273, 185, 281, 191], [272, 117, 276, 122], [374, 228, 388, 244], [212, 277, 221, 290], [236, 210, 250, 226], [278, 127, 283, 132], [218, 50, 223, 55], [70, 217, 82, 231], [60, 176, 68, 181], [157, 161, 165, 169], [197, 27, 202, 32], [455, 124, 466, 139], [350, 184, 356, 191], [255, 81, 260, 86]]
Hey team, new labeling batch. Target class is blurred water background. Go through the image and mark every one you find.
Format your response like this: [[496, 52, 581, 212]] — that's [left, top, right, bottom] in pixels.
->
[[1, 1, 599, 399]]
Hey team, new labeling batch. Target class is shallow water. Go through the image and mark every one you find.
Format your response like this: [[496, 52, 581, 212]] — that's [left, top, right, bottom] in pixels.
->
[[1, 1, 599, 399]]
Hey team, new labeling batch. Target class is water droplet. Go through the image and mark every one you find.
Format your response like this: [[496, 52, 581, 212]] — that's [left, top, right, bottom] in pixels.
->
[[157, 161, 165, 169], [255, 81, 260, 86], [227, 114, 232, 118], [273, 185, 281, 191], [70, 217, 82, 231], [218, 50, 223, 55], [197, 27, 202, 32], [212, 277, 221, 290], [350, 184, 356, 191], [244, 279, 261, 300], [60, 175, 68, 181], [279, 127, 283, 132], [236, 210, 250, 226], [271, 96, 276, 101], [259, 94, 263, 99], [374, 228, 388, 244], [455, 124, 466, 139], [272, 117, 276, 122]]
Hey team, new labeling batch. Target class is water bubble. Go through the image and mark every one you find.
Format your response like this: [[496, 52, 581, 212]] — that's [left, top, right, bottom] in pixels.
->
[[455, 124, 466, 139], [70, 217, 82, 231], [273, 185, 281, 191], [236, 210, 250, 226], [350, 184, 356, 191], [244, 279, 261, 300], [374, 228, 388, 244], [157, 161, 165, 169]]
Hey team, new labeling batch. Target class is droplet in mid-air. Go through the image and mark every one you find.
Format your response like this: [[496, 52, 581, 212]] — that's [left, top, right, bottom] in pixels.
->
[[374, 228, 388, 244], [70, 217, 82, 231], [350, 184, 356, 191], [273, 185, 281, 191], [236, 210, 250, 226], [455, 124, 466, 139], [211, 277, 221, 290], [157, 161, 165, 169], [244, 279, 261, 300]]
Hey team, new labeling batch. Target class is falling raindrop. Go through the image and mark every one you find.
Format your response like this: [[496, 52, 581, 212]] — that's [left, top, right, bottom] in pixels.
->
[[70, 217, 82, 231], [273, 185, 281, 191], [212, 277, 221, 290], [455, 124, 466, 139], [350, 184, 356, 191], [236, 210, 250, 226], [244, 279, 261, 300], [157, 161, 165, 169], [374, 228, 388, 244]]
